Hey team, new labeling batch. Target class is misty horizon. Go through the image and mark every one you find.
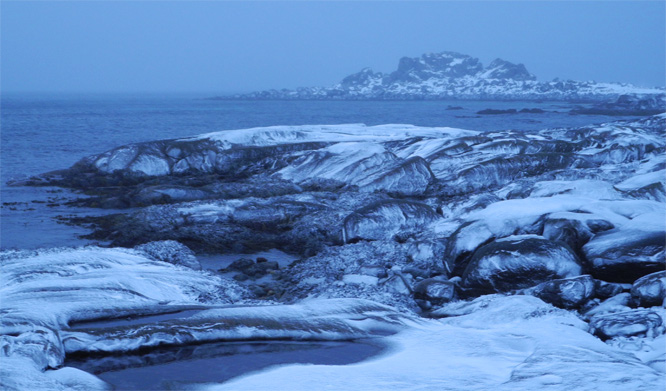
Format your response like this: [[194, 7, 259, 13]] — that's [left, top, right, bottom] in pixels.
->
[[2, 1, 665, 94]]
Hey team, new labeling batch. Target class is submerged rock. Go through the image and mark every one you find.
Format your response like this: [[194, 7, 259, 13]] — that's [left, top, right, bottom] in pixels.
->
[[462, 236, 583, 295]]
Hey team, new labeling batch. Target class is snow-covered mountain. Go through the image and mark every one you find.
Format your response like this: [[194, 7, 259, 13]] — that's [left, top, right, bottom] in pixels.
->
[[217, 51, 664, 101]]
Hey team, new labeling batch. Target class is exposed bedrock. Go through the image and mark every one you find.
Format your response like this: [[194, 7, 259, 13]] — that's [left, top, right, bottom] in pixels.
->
[[461, 236, 583, 295]]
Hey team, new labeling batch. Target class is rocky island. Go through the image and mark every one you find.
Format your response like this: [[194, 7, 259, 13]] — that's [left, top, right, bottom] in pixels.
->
[[212, 51, 665, 102]]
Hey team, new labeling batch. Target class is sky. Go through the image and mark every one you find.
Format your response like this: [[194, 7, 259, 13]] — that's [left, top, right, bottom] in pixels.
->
[[1, 1, 665, 93]]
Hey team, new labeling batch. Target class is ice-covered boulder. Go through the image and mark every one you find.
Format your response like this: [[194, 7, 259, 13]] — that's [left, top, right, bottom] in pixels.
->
[[583, 212, 665, 282], [590, 309, 664, 339], [524, 275, 596, 309], [632, 271, 666, 307], [342, 200, 440, 243], [462, 236, 583, 294], [413, 277, 457, 306]]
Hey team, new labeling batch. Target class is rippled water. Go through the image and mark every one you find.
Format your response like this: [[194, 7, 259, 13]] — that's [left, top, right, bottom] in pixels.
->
[[0, 92, 636, 250]]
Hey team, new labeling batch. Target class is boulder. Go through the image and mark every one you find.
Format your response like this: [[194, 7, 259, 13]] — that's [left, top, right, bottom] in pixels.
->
[[462, 236, 583, 295], [594, 280, 627, 300], [525, 275, 595, 309], [583, 216, 665, 283], [631, 271, 666, 307], [413, 278, 457, 306], [590, 309, 664, 339]]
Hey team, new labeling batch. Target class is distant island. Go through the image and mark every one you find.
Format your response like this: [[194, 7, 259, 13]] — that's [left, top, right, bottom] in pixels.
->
[[210, 51, 664, 102]]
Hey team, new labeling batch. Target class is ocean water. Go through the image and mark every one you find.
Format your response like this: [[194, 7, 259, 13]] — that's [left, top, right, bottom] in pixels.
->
[[0, 93, 636, 250]]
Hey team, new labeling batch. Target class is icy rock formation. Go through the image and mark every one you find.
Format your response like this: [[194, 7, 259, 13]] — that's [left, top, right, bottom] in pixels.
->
[[61, 299, 413, 355], [523, 274, 596, 309], [0, 246, 249, 391], [217, 52, 664, 101], [342, 200, 441, 243], [582, 212, 665, 282], [413, 277, 457, 306], [461, 236, 583, 294], [632, 271, 666, 307], [135, 240, 201, 270], [590, 309, 664, 339]]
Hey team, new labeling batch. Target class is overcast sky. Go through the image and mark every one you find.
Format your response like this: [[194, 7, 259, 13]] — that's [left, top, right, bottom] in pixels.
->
[[2, 1, 664, 93]]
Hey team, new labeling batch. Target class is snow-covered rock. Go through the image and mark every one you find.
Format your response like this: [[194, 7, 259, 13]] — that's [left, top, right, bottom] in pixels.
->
[[523, 274, 596, 309], [342, 200, 440, 243], [0, 246, 249, 391], [632, 271, 666, 307], [583, 212, 665, 282], [590, 309, 664, 339], [461, 236, 583, 295]]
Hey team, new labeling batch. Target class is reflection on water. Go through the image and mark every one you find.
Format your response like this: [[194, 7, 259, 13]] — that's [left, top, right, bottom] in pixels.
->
[[66, 340, 385, 390]]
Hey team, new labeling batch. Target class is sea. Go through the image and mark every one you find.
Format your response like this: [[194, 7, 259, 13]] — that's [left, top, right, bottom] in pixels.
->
[[0, 92, 637, 251]]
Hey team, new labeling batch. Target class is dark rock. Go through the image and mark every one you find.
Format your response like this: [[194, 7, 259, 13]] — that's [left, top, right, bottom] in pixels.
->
[[594, 280, 627, 300], [525, 275, 595, 309], [477, 109, 518, 115], [631, 271, 666, 307], [256, 257, 269, 263], [571, 94, 666, 116], [583, 227, 665, 283], [462, 236, 583, 295], [590, 309, 663, 339], [445, 106, 464, 110], [519, 108, 547, 114], [413, 278, 457, 305], [542, 217, 594, 250], [227, 258, 255, 272]]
